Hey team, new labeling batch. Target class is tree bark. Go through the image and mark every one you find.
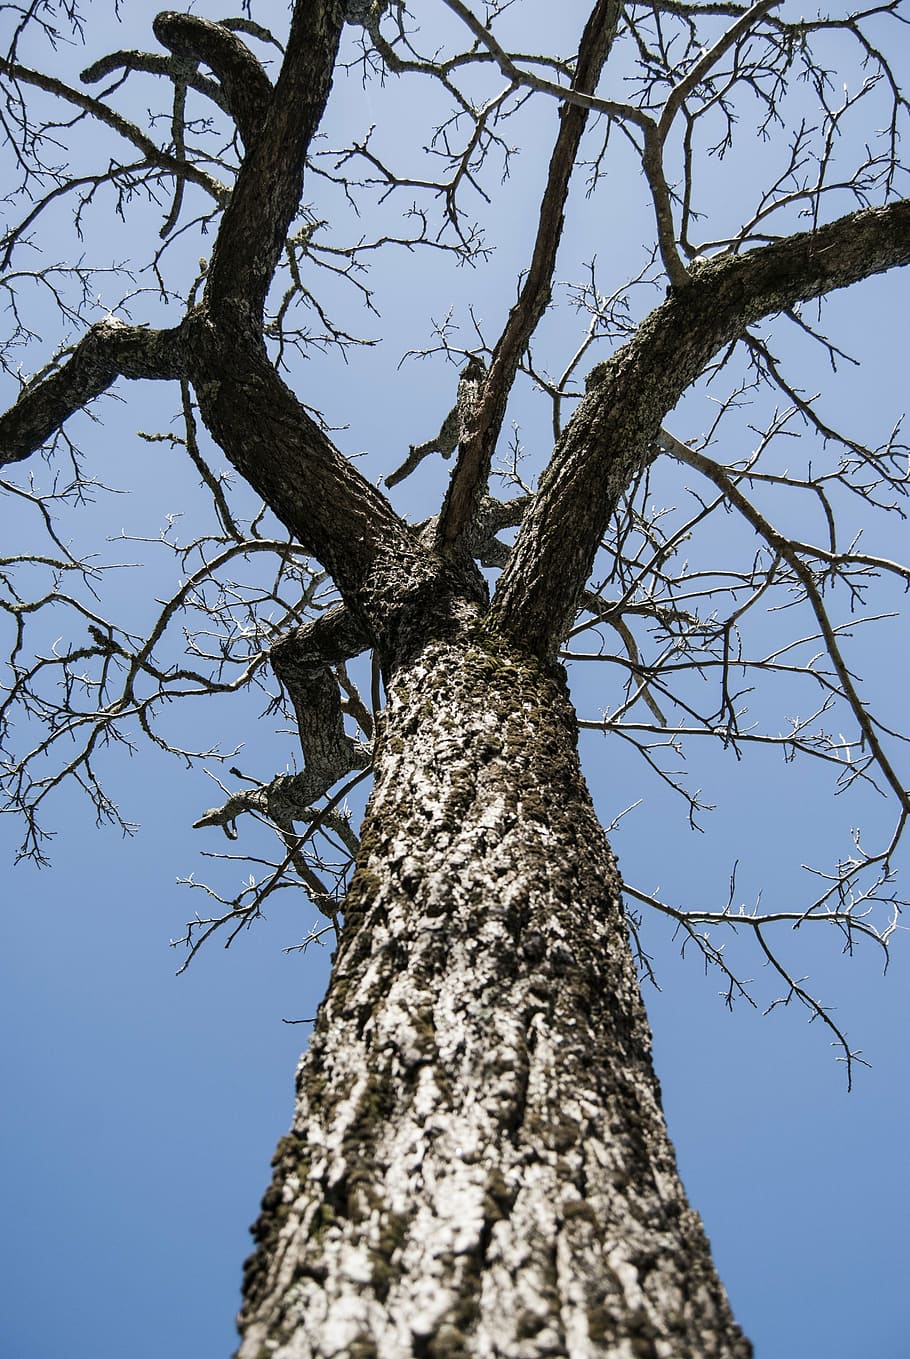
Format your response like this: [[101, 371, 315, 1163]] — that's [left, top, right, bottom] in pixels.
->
[[493, 199, 910, 655], [237, 629, 751, 1359]]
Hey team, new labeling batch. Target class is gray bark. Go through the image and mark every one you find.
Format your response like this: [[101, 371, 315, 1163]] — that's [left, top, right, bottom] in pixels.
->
[[492, 201, 910, 655], [4, 9, 910, 1355], [236, 632, 751, 1359]]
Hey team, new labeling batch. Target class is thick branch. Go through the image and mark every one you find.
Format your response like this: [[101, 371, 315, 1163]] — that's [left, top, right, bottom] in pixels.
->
[[152, 12, 273, 149], [491, 199, 910, 655], [204, 0, 345, 323], [0, 320, 185, 465], [182, 322, 485, 647], [271, 641, 369, 781], [193, 627, 371, 855], [81, 50, 228, 115], [273, 603, 370, 669]]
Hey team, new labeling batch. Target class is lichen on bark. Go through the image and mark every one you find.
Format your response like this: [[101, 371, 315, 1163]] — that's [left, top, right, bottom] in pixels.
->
[[5, 7, 908, 1356], [237, 633, 751, 1359]]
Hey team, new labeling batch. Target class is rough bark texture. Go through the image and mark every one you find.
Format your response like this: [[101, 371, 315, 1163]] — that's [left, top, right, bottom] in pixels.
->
[[492, 200, 910, 654], [237, 632, 751, 1359], [203, 0, 345, 324], [5, 9, 910, 1356]]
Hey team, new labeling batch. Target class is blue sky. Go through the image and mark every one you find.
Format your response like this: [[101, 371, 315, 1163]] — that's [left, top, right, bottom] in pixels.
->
[[2, 5, 909, 1358]]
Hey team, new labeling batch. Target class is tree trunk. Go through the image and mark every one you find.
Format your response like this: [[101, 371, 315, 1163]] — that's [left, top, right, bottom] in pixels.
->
[[236, 632, 752, 1359]]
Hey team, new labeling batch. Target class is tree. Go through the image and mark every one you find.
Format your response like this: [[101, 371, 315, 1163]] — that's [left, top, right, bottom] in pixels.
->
[[2, 2, 908, 1355]]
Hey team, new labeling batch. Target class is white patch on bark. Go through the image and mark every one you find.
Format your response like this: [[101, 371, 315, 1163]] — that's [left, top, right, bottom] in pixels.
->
[[237, 639, 751, 1359]]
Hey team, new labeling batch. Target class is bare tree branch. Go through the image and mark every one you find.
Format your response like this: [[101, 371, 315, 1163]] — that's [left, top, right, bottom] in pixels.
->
[[204, 1, 346, 323], [151, 12, 273, 151], [436, 0, 623, 547], [493, 199, 910, 654], [0, 318, 184, 464]]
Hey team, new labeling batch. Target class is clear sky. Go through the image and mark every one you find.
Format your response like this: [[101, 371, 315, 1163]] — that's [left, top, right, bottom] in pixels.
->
[[1, 6, 908, 1359]]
